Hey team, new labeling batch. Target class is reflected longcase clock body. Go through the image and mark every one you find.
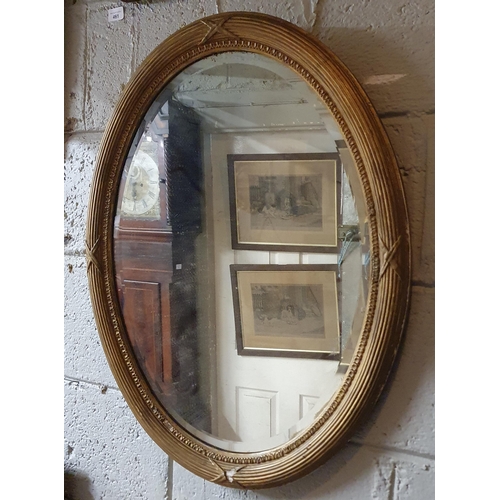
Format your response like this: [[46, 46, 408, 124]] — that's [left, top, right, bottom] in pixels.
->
[[113, 105, 204, 411], [113, 132, 174, 396]]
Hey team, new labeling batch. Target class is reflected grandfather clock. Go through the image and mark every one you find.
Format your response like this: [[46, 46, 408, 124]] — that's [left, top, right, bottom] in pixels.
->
[[114, 130, 174, 398], [114, 101, 206, 429]]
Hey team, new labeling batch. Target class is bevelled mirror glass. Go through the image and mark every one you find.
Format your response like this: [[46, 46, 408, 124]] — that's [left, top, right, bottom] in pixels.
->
[[113, 51, 368, 453], [87, 12, 410, 488]]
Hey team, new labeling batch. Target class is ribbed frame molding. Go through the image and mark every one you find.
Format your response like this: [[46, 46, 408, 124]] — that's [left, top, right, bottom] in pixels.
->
[[86, 12, 411, 489]]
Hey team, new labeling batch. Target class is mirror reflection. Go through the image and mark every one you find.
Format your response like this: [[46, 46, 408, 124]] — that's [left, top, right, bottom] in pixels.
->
[[113, 52, 369, 452]]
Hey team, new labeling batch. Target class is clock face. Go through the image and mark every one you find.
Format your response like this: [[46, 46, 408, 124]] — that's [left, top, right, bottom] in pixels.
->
[[120, 150, 160, 217]]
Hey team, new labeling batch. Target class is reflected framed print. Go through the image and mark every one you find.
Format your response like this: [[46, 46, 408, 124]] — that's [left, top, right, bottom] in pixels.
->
[[230, 264, 341, 359], [228, 153, 341, 253]]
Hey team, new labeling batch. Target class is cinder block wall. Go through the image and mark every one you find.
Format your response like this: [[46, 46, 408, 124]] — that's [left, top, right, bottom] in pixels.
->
[[64, 1, 434, 498]]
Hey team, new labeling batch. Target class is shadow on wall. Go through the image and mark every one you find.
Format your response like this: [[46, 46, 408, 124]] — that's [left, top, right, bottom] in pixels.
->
[[256, 444, 362, 499], [311, 24, 434, 115], [64, 469, 94, 500]]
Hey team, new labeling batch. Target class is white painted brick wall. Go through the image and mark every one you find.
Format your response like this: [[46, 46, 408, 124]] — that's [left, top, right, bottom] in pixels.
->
[[64, 1, 434, 498]]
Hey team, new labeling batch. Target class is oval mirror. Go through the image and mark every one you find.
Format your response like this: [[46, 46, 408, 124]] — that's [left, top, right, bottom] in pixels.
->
[[87, 12, 410, 488]]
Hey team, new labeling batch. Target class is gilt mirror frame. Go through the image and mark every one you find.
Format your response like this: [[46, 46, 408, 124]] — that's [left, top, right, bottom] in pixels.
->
[[86, 12, 411, 489]]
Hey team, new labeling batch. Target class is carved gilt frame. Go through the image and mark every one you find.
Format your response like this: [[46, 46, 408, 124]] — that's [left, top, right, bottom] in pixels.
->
[[86, 12, 411, 489]]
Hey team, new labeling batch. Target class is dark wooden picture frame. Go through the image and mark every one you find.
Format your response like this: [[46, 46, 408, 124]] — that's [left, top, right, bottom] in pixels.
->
[[228, 153, 342, 253], [230, 264, 341, 359]]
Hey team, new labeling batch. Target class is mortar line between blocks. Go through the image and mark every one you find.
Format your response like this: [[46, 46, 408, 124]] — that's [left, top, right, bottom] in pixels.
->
[[64, 375, 120, 393], [82, 3, 89, 132], [165, 458, 173, 500], [411, 280, 435, 289], [348, 440, 435, 461], [64, 130, 105, 139]]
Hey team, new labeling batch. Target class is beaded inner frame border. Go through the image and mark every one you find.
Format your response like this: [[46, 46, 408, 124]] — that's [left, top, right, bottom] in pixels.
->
[[86, 12, 411, 489]]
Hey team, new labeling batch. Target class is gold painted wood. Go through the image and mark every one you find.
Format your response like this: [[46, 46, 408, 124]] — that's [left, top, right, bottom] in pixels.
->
[[86, 12, 411, 489]]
